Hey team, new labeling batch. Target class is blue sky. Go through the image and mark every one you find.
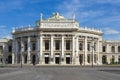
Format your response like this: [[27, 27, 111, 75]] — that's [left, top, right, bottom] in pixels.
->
[[0, 0, 120, 40]]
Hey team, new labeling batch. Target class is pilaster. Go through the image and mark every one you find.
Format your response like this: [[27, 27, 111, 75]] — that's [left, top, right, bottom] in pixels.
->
[[61, 35, 65, 64], [21, 37, 24, 64], [75, 36, 79, 65], [40, 35, 44, 64], [27, 36, 31, 64], [84, 36, 88, 65], [50, 35, 54, 64]]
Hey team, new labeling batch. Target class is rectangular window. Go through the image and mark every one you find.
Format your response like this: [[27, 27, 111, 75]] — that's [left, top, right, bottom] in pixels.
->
[[25, 43, 27, 51], [66, 40, 70, 50], [0, 46, 3, 54], [102, 46, 106, 52], [45, 40, 49, 50], [79, 43, 83, 50], [8, 46, 12, 52], [118, 46, 120, 52], [32, 43, 36, 51], [94, 43, 96, 51], [87, 44, 90, 51], [55, 40, 60, 50]]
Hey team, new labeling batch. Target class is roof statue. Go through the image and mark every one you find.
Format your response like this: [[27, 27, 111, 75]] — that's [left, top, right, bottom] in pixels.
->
[[49, 12, 65, 19]]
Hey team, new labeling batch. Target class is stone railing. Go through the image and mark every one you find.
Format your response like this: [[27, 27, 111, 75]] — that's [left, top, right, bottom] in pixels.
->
[[79, 27, 102, 33]]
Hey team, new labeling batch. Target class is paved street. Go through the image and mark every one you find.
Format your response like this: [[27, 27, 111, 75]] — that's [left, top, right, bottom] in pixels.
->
[[0, 66, 120, 80]]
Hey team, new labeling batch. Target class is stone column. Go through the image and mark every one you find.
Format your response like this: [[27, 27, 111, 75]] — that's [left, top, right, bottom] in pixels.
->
[[72, 35, 75, 64], [2, 44, 5, 64], [36, 36, 39, 64], [97, 40, 100, 65], [61, 35, 65, 64], [50, 35, 54, 64], [115, 55, 118, 63], [40, 35, 43, 64], [115, 46, 118, 53], [15, 40, 18, 64], [84, 36, 88, 65], [27, 36, 31, 64], [92, 38, 95, 64], [12, 39, 15, 64], [75, 36, 79, 65], [21, 37, 24, 64], [106, 44, 109, 53]]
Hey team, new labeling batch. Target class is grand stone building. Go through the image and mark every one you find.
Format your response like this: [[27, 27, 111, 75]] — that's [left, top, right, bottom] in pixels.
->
[[0, 13, 120, 65]]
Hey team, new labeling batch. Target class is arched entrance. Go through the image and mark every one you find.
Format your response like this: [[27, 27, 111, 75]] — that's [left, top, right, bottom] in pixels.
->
[[102, 55, 107, 64], [8, 55, 12, 64], [79, 54, 83, 65], [32, 55, 36, 65]]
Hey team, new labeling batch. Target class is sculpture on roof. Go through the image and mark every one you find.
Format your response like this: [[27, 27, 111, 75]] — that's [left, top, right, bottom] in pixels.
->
[[49, 12, 65, 19]]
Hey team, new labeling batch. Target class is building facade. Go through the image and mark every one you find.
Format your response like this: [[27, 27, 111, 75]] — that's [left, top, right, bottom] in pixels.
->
[[0, 13, 120, 65], [101, 40, 120, 64], [0, 38, 12, 64]]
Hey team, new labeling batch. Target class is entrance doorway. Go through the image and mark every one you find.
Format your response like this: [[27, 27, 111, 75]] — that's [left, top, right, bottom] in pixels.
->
[[66, 57, 70, 64], [66, 54, 71, 64], [102, 55, 107, 64], [32, 55, 36, 65], [44, 53, 49, 64], [79, 54, 83, 65], [55, 57, 60, 64], [8, 55, 12, 64], [24, 54, 27, 63], [55, 54, 60, 64], [45, 57, 49, 64]]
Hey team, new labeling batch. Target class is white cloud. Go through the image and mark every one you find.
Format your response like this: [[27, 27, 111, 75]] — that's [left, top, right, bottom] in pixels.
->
[[57, 0, 106, 24], [95, 0, 120, 4], [0, 25, 6, 29], [3, 35, 12, 39], [57, 0, 84, 18], [103, 27, 120, 35], [0, 25, 11, 39]]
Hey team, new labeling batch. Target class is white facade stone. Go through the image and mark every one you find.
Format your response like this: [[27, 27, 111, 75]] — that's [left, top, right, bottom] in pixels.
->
[[0, 13, 120, 65]]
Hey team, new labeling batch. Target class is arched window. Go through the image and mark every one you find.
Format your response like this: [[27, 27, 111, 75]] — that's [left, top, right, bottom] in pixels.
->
[[118, 46, 120, 52], [111, 46, 115, 52]]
